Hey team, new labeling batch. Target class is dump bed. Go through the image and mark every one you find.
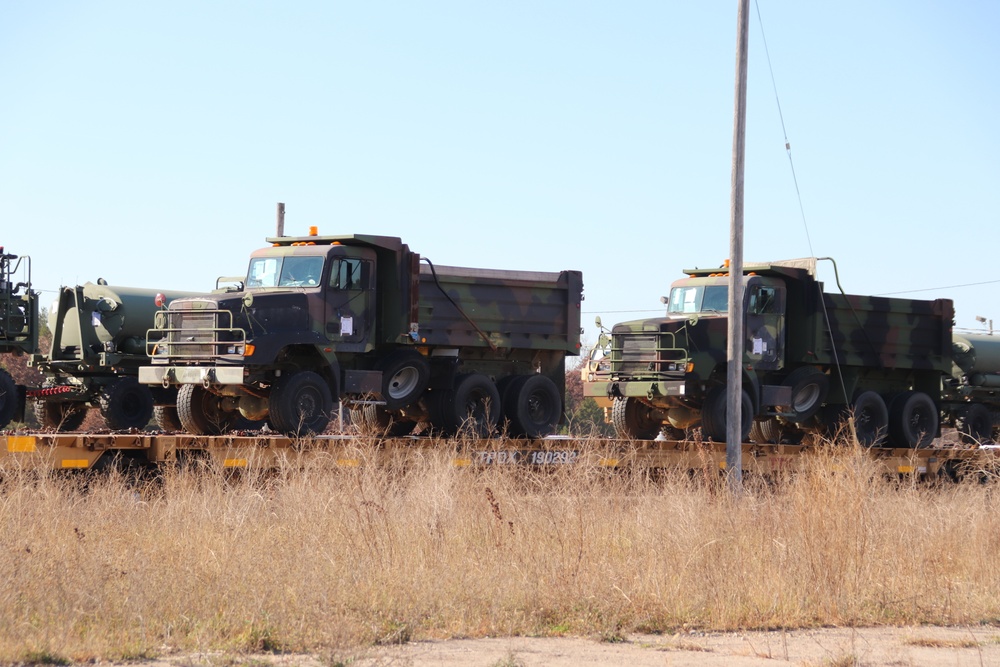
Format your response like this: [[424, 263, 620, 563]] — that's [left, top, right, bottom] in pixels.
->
[[791, 290, 954, 374], [415, 264, 583, 354]]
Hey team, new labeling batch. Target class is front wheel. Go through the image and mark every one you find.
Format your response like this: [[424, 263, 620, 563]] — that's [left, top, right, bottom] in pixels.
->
[[177, 384, 239, 435], [611, 396, 660, 440], [700, 385, 753, 443], [268, 371, 334, 436]]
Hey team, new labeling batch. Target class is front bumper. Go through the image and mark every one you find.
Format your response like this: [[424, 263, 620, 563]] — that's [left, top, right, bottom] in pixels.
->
[[139, 365, 246, 386], [584, 378, 687, 402]]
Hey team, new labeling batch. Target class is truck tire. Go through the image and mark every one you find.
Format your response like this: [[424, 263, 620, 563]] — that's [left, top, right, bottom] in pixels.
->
[[611, 396, 660, 440], [35, 400, 88, 432], [503, 374, 562, 438], [700, 385, 753, 443], [778, 366, 829, 422], [437, 372, 500, 437], [850, 391, 888, 447], [349, 404, 414, 437], [0, 368, 17, 429], [959, 403, 993, 445], [177, 384, 238, 436], [154, 405, 183, 432], [749, 417, 781, 444], [888, 391, 938, 448], [376, 351, 430, 410], [99, 377, 155, 430], [268, 371, 333, 436]]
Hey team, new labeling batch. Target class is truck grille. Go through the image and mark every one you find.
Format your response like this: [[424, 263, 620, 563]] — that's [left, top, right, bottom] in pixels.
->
[[147, 308, 246, 360], [611, 330, 688, 377]]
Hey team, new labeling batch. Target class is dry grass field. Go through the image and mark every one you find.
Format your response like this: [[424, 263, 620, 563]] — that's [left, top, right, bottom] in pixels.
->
[[1, 438, 999, 665]]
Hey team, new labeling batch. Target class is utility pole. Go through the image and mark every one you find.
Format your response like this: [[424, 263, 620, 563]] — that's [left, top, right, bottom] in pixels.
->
[[726, 0, 750, 491]]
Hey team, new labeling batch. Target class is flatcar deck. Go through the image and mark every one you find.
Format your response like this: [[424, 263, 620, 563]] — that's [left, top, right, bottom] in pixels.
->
[[2, 432, 997, 478]]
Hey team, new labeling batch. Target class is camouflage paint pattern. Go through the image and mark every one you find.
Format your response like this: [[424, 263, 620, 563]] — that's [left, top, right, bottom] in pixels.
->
[[583, 258, 962, 439], [142, 232, 583, 405]]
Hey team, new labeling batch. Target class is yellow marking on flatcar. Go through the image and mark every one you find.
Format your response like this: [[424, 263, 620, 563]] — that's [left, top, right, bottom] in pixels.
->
[[7, 436, 36, 453], [336, 459, 360, 467], [898, 465, 914, 474], [223, 458, 248, 468], [599, 458, 620, 467], [452, 458, 472, 467], [61, 460, 89, 469]]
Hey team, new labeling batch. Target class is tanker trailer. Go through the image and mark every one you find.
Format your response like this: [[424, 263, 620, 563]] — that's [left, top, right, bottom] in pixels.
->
[[942, 332, 1000, 444], [0, 247, 39, 429], [29, 281, 200, 431]]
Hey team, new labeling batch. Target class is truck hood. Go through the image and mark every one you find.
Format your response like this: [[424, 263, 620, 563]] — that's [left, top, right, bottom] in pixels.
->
[[169, 291, 311, 336]]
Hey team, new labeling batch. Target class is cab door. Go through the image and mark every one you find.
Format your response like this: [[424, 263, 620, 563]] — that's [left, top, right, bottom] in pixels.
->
[[325, 251, 375, 350], [745, 282, 785, 371]]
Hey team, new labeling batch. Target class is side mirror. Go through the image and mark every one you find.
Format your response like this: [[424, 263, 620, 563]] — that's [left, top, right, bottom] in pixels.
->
[[594, 316, 602, 329]]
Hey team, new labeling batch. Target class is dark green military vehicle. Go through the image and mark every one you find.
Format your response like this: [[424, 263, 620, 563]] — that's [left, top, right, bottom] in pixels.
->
[[0, 247, 39, 429], [139, 230, 583, 437], [584, 257, 998, 447], [29, 282, 199, 431]]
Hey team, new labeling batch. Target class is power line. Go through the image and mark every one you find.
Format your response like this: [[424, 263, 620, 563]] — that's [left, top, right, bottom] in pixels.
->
[[878, 278, 1000, 296]]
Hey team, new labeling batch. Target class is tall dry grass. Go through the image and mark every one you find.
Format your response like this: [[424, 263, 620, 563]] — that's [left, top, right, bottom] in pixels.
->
[[1, 440, 999, 662]]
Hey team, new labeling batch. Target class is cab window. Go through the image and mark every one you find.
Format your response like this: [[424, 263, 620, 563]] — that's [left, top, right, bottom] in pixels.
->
[[330, 258, 365, 290]]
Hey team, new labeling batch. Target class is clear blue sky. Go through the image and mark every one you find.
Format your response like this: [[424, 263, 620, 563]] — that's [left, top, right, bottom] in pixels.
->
[[2, 1, 998, 339]]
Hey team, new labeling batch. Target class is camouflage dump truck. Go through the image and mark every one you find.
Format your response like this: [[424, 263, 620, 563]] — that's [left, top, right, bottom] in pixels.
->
[[584, 257, 998, 447], [0, 247, 39, 429], [29, 282, 201, 431], [139, 230, 583, 437]]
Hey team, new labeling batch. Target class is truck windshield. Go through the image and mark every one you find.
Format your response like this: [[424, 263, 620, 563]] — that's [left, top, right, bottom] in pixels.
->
[[246, 256, 325, 288], [667, 284, 728, 314]]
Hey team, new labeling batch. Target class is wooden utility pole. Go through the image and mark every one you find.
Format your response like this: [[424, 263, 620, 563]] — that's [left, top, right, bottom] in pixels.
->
[[726, 0, 750, 490]]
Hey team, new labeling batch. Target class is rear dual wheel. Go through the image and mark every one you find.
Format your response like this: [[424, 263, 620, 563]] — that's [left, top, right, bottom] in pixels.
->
[[503, 374, 562, 438], [429, 372, 500, 437], [888, 391, 938, 448]]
